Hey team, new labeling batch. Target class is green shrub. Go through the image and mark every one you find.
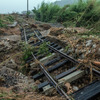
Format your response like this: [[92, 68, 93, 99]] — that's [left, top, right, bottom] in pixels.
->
[[33, 2, 61, 22], [0, 19, 6, 28], [76, 0, 100, 26], [63, 21, 75, 27], [65, 45, 70, 52], [21, 42, 35, 62], [0, 15, 14, 28], [6, 15, 14, 22], [38, 42, 51, 56], [33, 0, 100, 35]]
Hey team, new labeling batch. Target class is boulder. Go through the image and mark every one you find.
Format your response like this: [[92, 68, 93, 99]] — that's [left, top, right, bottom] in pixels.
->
[[86, 40, 92, 47]]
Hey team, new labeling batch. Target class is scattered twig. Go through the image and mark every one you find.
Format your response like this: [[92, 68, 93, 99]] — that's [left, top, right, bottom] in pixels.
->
[[92, 61, 100, 67], [90, 62, 93, 83]]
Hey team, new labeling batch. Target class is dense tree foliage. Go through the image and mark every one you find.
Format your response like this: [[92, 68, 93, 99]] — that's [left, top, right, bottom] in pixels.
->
[[33, 0, 100, 28], [33, 2, 60, 22]]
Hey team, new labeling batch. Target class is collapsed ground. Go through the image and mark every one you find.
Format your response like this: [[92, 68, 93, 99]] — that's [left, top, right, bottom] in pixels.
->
[[0, 15, 100, 100]]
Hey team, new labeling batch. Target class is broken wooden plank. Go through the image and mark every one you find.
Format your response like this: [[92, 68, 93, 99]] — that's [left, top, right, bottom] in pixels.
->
[[42, 70, 85, 92], [43, 84, 53, 92], [38, 67, 77, 90], [58, 70, 85, 84]]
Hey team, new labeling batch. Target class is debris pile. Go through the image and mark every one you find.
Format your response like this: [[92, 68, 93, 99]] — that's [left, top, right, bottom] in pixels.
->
[[48, 27, 88, 37], [38, 24, 51, 30], [0, 66, 35, 89], [0, 35, 21, 63], [48, 27, 100, 67], [49, 27, 63, 36], [63, 27, 88, 34], [0, 38, 20, 52]]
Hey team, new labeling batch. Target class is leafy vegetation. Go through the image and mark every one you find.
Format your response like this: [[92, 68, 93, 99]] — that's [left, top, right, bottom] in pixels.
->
[[33, 0, 100, 35], [5, 15, 14, 22], [37, 42, 51, 56], [21, 42, 35, 62], [0, 15, 14, 28], [33, 2, 61, 22], [65, 45, 70, 52], [0, 92, 7, 97], [0, 19, 7, 28]]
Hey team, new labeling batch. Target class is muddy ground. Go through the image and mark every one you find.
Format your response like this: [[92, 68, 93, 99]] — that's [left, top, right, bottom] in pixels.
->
[[0, 15, 100, 100]]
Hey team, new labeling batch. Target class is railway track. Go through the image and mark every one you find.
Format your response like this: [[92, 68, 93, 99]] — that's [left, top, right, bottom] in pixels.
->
[[21, 28, 100, 100]]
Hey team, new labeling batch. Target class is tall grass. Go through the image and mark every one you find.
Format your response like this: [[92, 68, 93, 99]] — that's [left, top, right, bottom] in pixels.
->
[[33, 2, 61, 22], [0, 15, 14, 28], [33, 0, 100, 32]]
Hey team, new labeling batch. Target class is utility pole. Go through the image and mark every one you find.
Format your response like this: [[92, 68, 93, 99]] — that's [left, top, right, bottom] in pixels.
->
[[27, 0, 29, 18]]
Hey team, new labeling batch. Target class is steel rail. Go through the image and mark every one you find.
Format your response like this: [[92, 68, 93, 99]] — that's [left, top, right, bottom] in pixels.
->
[[23, 28, 28, 44], [34, 30, 100, 76], [32, 53, 71, 100], [34, 31, 79, 64], [23, 28, 100, 99], [23, 28, 71, 100]]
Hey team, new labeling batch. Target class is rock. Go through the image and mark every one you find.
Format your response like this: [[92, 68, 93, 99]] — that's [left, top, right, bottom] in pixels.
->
[[81, 54, 85, 59], [98, 48, 100, 52], [86, 40, 92, 47], [2, 35, 21, 42], [7, 21, 18, 28], [63, 28, 77, 34], [76, 44, 79, 47], [67, 49, 73, 54], [40, 30, 50, 36], [87, 50, 91, 54], [0, 40, 12, 51], [73, 86, 79, 91], [0, 66, 34, 88], [63, 27, 88, 34], [4, 59, 17, 69], [75, 49, 78, 54], [0, 37, 20, 56], [92, 44, 96, 48], [4, 41, 12, 49], [82, 49, 87, 53], [87, 40, 92, 43], [65, 83, 73, 94]]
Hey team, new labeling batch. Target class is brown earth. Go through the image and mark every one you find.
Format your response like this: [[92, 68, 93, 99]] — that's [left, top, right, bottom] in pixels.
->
[[0, 17, 66, 100], [0, 27, 21, 35], [0, 15, 100, 100], [47, 27, 100, 68], [0, 87, 65, 100]]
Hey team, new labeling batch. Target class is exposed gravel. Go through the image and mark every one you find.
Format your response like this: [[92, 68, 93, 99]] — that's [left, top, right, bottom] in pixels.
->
[[0, 66, 34, 88]]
